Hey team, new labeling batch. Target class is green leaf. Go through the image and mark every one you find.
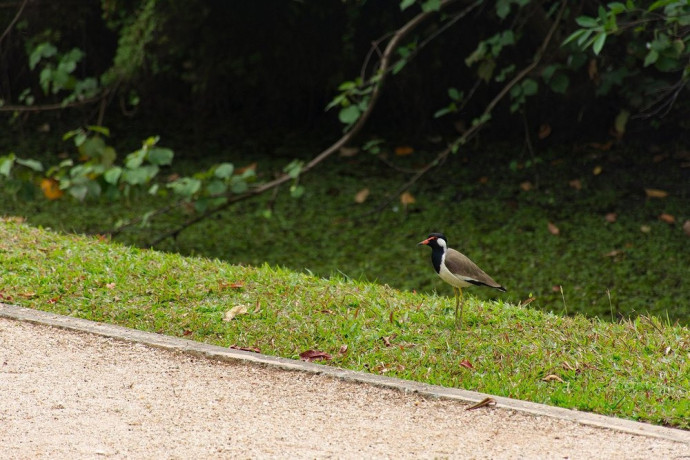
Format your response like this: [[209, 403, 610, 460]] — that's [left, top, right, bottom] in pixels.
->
[[575, 16, 599, 28], [214, 163, 235, 179], [283, 160, 304, 179], [0, 154, 15, 177], [167, 177, 202, 197], [205, 180, 227, 196], [421, 0, 441, 12], [448, 87, 462, 101], [16, 158, 44, 172], [549, 74, 570, 94], [496, 0, 511, 19], [592, 32, 607, 55], [400, 0, 416, 10], [81, 137, 106, 159], [290, 184, 305, 198], [339, 105, 361, 125], [644, 49, 659, 67], [29, 42, 57, 70], [103, 166, 123, 185], [86, 125, 110, 137], [69, 184, 89, 201], [230, 178, 248, 194], [522, 78, 538, 96], [147, 147, 174, 165], [125, 150, 146, 169]]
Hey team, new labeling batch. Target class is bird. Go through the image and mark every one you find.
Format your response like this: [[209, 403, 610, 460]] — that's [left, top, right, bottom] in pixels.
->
[[418, 232, 506, 328]]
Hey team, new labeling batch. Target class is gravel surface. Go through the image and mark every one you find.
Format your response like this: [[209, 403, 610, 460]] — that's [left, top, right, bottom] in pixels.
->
[[1, 317, 688, 459]]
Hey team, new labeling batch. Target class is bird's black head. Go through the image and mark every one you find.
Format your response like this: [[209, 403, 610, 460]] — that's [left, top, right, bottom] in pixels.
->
[[417, 232, 447, 250]]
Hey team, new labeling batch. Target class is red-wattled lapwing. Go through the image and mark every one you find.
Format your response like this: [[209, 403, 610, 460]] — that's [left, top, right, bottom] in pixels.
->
[[418, 233, 506, 328]]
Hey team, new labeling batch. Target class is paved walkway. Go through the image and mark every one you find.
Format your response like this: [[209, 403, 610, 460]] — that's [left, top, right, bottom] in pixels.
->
[[1, 304, 688, 459]]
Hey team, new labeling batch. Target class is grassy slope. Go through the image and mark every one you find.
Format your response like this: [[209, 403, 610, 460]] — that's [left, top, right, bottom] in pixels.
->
[[2, 143, 688, 324], [1, 218, 687, 429]]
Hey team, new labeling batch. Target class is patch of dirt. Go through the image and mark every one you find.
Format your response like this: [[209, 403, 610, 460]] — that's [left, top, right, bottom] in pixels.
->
[[0, 318, 687, 459]]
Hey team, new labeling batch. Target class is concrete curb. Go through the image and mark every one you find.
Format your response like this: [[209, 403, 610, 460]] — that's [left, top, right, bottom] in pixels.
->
[[2, 303, 688, 445]]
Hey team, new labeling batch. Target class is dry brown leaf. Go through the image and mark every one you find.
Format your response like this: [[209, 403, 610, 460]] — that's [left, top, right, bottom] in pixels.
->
[[547, 222, 560, 235], [381, 333, 397, 347], [339, 146, 359, 157], [538, 123, 551, 139], [603, 249, 624, 258], [588, 58, 598, 80], [640, 225, 651, 234], [520, 181, 533, 191], [236, 162, 257, 175], [223, 305, 248, 322], [466, 397, 496, 411], [394, 145, 414, 156], [459, 359, 474, 370], [593, 165, 603, 175], [683, 220, 690, 237], [518, 296, 536, 307], [542, 374, 564, 383], [354, 188, 370, 203], [605, 212, 617, 223], [645, 188, 668, 198], [659, 213, 675, 224], [568, 179, 582, 190], [230, 344, 260, 353], [339, 344, 348, 354], [400, 191, 416, 206], [299, 349, 332, 362]]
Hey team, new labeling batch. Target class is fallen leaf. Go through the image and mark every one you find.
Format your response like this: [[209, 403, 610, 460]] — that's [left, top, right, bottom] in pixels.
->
[[518, 296, 536, 307], [236, 162, 257, 175], [659, 213, 675, 224], [19, 292, 36, 298], [459, 359, 474, 370], [683, 220, 690, 237], [106, 283, 116, 289], [182, 330, 193, 336], [640, 225, 651, 233], [562, 361, 576, 371], [339, 146, 359, 157], [466, 397, 496, 411], [230, 344, 260, 353], [547, 222, 560, 235], [381, 333, 397, 347], [400, 191, 416, 206], [603, 249, 624, 258], [520, 181, 533, 191], [568, 179, 582, 190], [223, 305, 248, 322], [588, 58, 598, 81], [354, 188, 370, 203], [40, 178, 63, 200], [339, 344, 348, 354], [299, 349, 332, 362], [645, 188, 668, 198], [394, 145, 414, 156], [592, 165, 602, 175], [538, 123, 551, 139], [542, 374, 564, 383], [605, 212, 617, 223]]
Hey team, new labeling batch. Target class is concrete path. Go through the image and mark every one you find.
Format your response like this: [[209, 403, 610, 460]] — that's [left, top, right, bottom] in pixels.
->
[[1, 304, 688, 459]]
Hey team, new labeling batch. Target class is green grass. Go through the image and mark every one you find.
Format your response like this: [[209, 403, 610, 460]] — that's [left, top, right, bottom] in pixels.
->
[[1, 217, 688, 429], [2, 142, 688, 324]]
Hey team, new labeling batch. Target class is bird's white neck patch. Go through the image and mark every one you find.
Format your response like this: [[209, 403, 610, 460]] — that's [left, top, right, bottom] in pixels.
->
[[436, 237, 447, 251]]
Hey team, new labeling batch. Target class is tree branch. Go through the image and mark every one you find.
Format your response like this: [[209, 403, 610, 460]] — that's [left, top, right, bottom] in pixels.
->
[[146, 0, 463, 245], [360, 0, 567, 217], [0, 0, 28, 45]]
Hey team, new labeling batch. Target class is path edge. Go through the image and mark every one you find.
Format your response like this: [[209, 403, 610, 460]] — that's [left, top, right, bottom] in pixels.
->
[[1, 303, 687, 445]]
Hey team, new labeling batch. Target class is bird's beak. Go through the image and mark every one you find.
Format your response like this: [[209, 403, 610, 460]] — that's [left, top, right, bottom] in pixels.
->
[[417, 237, 431, 246]]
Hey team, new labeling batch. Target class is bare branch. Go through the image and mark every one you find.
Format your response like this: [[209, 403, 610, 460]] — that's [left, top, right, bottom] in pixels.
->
[[0, 0, 28, 45]]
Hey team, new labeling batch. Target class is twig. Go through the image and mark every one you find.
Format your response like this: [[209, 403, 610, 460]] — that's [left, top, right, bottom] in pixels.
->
[[0, 0, 28, 45]]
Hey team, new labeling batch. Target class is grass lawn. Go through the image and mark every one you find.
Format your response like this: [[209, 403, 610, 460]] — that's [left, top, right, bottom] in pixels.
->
[[0, 217, 688, 429]]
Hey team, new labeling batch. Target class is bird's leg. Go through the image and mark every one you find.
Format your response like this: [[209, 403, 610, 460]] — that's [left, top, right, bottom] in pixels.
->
[[454, 287, 464, 329]]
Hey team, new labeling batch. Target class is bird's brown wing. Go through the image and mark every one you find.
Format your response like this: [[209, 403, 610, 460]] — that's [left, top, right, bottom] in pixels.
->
[[445, 248, 506, 291]]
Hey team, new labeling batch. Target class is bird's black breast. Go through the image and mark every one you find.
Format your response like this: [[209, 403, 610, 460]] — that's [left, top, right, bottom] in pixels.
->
[[430, 248, 443, 274]]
